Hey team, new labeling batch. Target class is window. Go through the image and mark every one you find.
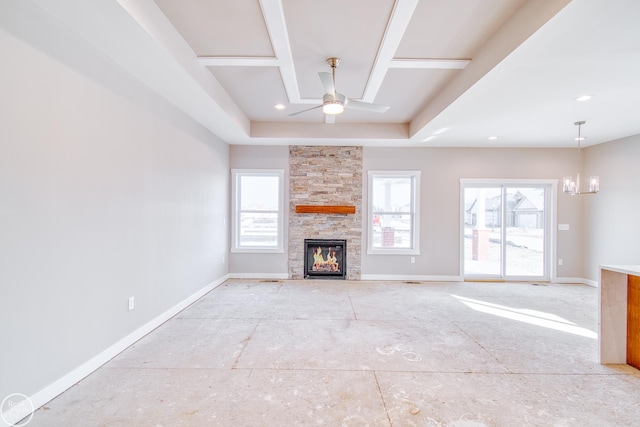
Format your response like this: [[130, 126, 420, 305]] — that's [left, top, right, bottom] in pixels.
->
[[368, 171, 420, 254], [461, 180, 554, 280], [231, 169, 284, 252]]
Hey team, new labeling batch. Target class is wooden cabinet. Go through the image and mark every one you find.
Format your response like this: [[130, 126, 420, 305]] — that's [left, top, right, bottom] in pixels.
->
[[628, 275, 640, 369], [599, 265, 640, 365]]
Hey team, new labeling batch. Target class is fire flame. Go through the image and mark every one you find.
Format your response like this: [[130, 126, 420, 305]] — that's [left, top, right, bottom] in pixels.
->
[[312, 246, 340, 272]]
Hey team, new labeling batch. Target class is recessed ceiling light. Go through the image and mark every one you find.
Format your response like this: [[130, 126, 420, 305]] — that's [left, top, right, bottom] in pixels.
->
[[422, 136, 436, 142], [575, 95, 592, 102], [575, 136, 587, 141], [488, 136, 498, 140], [274, 104, 286, 110]]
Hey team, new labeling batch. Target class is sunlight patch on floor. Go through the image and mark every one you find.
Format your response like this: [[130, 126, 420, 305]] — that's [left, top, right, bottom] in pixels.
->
[[452, 295, 598, 339]]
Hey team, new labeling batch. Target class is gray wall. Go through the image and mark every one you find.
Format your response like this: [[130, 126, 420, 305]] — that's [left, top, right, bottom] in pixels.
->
[[228, 145, 290, 276], [362, 147, 582, 278], [228, 145, 585, 280], [0, 26, 229, 400], [583, 134, 640, 281]]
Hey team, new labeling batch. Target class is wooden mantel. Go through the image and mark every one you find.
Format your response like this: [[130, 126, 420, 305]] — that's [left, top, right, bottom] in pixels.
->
[[295, 205, 356, 215]]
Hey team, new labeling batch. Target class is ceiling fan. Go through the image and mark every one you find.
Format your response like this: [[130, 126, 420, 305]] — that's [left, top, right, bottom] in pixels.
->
[[289, 57, 389, 123]]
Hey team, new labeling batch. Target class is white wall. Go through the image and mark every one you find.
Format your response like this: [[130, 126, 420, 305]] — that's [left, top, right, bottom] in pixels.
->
[[0, 25, 228, 403], [583, 135, 640, 281]]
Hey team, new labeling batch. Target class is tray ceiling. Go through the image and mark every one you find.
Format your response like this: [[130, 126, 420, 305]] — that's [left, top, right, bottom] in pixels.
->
[[8, 0, 640, 147]]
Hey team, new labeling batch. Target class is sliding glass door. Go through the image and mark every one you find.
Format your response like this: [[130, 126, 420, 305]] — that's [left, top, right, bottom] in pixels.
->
[[462, 182, 551, 281]]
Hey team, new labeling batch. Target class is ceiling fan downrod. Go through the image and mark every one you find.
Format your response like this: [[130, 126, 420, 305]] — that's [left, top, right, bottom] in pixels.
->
[[326, 57, 340, 96]]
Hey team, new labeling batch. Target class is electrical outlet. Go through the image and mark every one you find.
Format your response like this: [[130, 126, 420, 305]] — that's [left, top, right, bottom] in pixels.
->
[[128, 297, 135, 311], [222, 255, 225, 264], [410, 257, 415, 264], [558, 259, 563, 266]]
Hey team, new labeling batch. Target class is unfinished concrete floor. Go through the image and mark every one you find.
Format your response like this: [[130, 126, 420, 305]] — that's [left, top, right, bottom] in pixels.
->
[[32, 280, 640, 426]]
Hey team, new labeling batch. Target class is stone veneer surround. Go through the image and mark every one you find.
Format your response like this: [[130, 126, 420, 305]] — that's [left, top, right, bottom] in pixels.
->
[[288, 146, 362, 279]]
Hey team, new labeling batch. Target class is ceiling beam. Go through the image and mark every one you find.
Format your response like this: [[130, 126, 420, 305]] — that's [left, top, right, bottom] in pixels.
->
[[259, 0, 301, 103], [362, 0, 419, 103]]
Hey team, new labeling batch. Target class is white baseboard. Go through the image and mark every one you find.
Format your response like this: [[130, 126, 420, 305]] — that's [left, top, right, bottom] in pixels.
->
[[229, 273, 462, 282], [551, 277, 598, 287], [227, 272, 289, 280], [583, 278, 598, 287], [225, 273, 597, 287], [359, 274, 462, 282], [8, 274, 230, 425]]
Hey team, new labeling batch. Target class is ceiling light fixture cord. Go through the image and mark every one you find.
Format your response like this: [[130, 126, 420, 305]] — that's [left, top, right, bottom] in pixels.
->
[[577, 120, 583, 191], [562, 120, 599, 195]]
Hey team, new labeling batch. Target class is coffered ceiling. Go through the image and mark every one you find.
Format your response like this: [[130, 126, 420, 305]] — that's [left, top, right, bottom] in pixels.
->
[[8, 0, 640, 147]]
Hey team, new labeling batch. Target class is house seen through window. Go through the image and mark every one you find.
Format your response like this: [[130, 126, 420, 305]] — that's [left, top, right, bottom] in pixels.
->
[[368, 171, 420, 254]]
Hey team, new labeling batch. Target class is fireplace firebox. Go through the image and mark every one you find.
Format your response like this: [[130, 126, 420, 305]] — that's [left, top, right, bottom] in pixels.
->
[[304, 239, 347, 279]]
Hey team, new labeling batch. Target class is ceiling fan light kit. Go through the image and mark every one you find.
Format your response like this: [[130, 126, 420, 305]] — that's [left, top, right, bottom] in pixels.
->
[[289, 57, 389, 122], [322, 93, 345, 115]]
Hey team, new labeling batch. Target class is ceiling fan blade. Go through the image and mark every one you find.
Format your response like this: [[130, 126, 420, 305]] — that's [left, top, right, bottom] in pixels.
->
[[345, 99, 389, 113], [318, 72, 335, 96], [288, 104, 322, 116], [324, 114, 336, 124]]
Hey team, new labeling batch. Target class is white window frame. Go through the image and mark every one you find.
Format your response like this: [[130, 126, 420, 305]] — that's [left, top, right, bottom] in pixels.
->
[[367, 170, 421, 255], [231, 169, 284, 253], [459, 178, 556, 281]]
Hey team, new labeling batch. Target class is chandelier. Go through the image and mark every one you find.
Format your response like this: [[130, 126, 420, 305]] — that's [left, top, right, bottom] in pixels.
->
[[562, 121, 599, 195]]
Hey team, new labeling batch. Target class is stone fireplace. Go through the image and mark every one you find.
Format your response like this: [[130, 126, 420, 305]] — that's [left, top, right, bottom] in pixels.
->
[[288, 146, 362, 280]]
